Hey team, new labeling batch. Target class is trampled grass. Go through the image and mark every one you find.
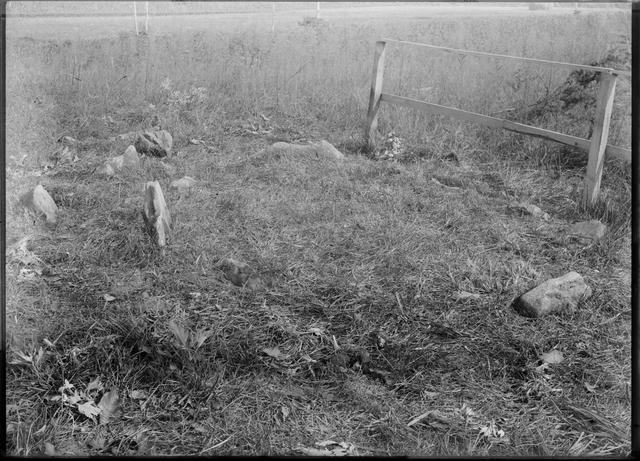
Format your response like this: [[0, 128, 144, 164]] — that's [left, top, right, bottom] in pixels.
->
[[5, 4, 631, 456]]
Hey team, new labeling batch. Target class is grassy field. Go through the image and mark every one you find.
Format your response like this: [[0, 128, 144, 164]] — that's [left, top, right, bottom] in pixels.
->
[[5, 4, 631, 456]]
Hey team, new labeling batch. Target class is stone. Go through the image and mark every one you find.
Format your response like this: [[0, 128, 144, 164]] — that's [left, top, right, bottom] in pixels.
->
[[567, 220, 607, 242], [160, 161, 177, 176], [24, 185, 58, 223], [135, 129, 173, 158], [508, 201, 550, 220], [219, 258, 263, 289], [142, 181, 171, 247], [315, 140, 345, 160], [513, 271, 592, 318], [96, 162, 115, 176], [170, 176, 197, 191], [258, 140, 344, 161]]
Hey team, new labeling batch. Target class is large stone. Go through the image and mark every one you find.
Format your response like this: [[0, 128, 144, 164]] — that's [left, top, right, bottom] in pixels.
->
[[513, 271, 592, 318], [259, 140, 345, 161], [142, 181, 171, 247], [23, 185, 58, 223], [567, 220, 607, 243], [170, 176, 197, 191], [135, 130, 173, 158]]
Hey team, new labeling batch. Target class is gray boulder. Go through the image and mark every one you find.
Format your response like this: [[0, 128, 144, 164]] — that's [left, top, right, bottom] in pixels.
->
[[135, 130, 173, 158], [23, 185, 58, 223], [258, 140, 345, 161], [567, 220, 607, 243], [513, 271, 592, 318]]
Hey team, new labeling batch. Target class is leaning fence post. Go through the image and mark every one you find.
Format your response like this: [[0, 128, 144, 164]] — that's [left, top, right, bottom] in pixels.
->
[[365, 40, 387, 148], [584, 72, 617, 205]]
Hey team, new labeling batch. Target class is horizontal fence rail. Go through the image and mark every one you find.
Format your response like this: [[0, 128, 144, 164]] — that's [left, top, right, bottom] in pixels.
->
[[365, 39, 631, 205], [381, 39, 632, 78]]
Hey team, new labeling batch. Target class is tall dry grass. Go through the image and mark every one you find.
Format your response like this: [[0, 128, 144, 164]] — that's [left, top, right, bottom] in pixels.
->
[[6, 9, 630, 167]]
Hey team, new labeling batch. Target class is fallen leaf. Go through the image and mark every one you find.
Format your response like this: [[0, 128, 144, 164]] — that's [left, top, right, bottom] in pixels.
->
[[77, 401, 101, 421], [455, 290, 481, 300], [540, 349, 564, 364], [44, 442, 57, 456], [262, 347, 283, 358], [192, 329, 213, 349], [130, 389, 149, 400], [281, 405, 290, 420], [103, 294, 116, 302], [98, 390, 122, 425], [298, 447, 332, 456], [584, 382, 597, 393], [168, 320, 190, 348], [87, 377, 103, 393], [316, 440, 339, 448]]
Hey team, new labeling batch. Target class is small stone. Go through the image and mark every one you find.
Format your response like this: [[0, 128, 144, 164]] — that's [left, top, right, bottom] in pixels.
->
[[122, 145, 139, 167], [513, 271, 592, 318], [508, 201, 549, 220], [96, 162, 115, 176], [170, 176, 197, 190], [567, 219, 607, 242], [142, 181, 171, 247], [23, 185, 58, 223], [219, 258, 262, 288], [135, 130, 173, 158], [160, 161, 177, 176]]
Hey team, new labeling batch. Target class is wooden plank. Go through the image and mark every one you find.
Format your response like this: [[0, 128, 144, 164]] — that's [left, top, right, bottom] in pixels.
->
[[379, 93, 630, 162], [584, 73, 617, 204], [381, 38, 631, 77], [365, 41, 387, 147]]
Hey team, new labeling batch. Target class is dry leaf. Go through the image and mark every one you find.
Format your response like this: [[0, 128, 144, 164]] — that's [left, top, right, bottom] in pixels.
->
[[168, 320, 190, 348], [44, 442, 57, 456], [281, 405, 290, 420], [103, 294, 116, 302], [540, 349, 564, 364], [192, 329, 212, 349], [98, 390, 122, 425], [584, 382, 597, 393], [130, 389, 149, 400], [77, 401, 101, 421], [455, 290, 480, 300], [87, 377, 103, 393], [262, 347, 283, 358], [298, 447, 332, 456]]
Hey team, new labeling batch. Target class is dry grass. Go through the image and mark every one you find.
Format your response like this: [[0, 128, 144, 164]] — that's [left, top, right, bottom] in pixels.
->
[[5, 6, 631, 457]]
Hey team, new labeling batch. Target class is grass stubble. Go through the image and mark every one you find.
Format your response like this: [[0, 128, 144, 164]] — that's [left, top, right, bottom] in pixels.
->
[[5, 5, 631, 457]]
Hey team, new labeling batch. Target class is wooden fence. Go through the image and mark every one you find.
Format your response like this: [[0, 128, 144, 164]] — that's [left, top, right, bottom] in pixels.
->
[[365, 39, 631, 205]]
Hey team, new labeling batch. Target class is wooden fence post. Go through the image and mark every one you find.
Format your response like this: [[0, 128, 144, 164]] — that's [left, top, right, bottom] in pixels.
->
[[584, 72, 617, 205], [365, 41, 387, 148]]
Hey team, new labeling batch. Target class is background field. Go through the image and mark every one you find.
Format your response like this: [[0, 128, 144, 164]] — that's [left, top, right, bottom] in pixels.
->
[[5, 2, 632, 457]]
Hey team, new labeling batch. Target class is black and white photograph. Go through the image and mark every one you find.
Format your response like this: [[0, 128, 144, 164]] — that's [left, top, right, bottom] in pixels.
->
[[4, 1, 632, 456]]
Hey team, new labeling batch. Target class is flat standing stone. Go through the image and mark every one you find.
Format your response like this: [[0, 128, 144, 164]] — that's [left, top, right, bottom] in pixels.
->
[[142, 181, 171, 247], [567, 220, 607, 242], [513, 271, 592, 318]]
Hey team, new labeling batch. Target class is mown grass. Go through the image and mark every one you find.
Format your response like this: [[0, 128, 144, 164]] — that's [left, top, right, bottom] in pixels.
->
[[5, 6, 631, 456]]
